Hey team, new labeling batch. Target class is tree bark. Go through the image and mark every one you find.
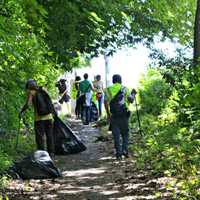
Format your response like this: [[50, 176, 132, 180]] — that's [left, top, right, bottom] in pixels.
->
[[193, 0, 200, 66], [104, 53, 111, 87]]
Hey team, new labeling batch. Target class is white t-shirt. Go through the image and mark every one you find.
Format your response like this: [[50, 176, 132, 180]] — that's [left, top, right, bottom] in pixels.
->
[[93, 80, 103, 93]]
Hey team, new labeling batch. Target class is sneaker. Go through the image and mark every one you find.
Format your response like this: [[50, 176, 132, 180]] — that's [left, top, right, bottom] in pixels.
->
[[116, 155, 122, 160], [123, 152, 129, 158]]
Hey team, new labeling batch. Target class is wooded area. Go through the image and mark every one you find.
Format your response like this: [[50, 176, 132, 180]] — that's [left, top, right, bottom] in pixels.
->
[[1, 0, 200, 199]]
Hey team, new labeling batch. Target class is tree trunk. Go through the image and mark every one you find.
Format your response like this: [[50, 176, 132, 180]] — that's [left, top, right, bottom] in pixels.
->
[[104, 53, 111, 87], [193, 0, 200, 66]]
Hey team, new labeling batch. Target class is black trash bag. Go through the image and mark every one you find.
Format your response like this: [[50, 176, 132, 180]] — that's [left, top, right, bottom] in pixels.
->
[[82, 102, 99, 124], [9, 150, 61, 179], [90, 102, 99, 122], [53, 116, 87, 155]]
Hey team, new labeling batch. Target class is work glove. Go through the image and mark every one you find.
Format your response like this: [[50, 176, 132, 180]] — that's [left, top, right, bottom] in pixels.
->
[[128, 88, 137, 103]]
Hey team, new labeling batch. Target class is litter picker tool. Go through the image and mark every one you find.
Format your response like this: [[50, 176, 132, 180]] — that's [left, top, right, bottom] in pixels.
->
[[134, 97, 142, 136], [15, 118, 21, 150], [131, 89, 142, 136]]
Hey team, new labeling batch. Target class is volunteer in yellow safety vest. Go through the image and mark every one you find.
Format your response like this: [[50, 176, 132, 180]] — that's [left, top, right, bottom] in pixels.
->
[[104, 74, 135, 160], [71, 76, 82, 119]]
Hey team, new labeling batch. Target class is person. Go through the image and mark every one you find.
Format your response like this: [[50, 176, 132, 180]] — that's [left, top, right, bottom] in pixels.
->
[[79, 73, 94, 125], [19, 79, 56, 158], [56, 79, 71, 115], [104, 74, 135, 160], [56, 79, 70, 104], [93, 75, 104, 117], [71, 76, 82, 119]]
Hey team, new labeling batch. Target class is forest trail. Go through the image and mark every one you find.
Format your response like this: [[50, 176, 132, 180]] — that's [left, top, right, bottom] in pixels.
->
[[5, 119, 171, 200]]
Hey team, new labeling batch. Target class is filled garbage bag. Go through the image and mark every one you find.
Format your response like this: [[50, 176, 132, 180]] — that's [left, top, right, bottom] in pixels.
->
[[82, 102, 98, 124], [53, 116, 87, 155], [10, 150, 61, 179], [90, 102, 98, 122]]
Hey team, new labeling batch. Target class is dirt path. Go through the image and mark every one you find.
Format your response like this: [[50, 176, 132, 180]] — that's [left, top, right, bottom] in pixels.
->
[[5, 119, 172, 200]]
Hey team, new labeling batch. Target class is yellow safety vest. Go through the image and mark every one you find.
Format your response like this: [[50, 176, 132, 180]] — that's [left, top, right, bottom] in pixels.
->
[[104, 83, 130, 107], [71, 83, 78, 100]]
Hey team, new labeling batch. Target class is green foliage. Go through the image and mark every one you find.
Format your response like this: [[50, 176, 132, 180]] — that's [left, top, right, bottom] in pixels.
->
[[34, 0, 196, 68], [128, 0, 195, 45], [0, 151, 12, 174], [0, 0, 60, 132], [138, 68, 172, 115], [0, 0, 198, 197], [0, 176, 10, 190], [0, 1, 58, 187], [0, 131, 35, 189], [0, 132, 35, 174], [1, 0, 194, 133], [37, 0, 130, 68], [131, 67, 200, 198]]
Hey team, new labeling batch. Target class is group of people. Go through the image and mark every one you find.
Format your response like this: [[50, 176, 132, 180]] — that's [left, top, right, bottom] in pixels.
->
[[71, 73, 104, 125], [19, 73, 137, 160], [72, 73, 137, 159]]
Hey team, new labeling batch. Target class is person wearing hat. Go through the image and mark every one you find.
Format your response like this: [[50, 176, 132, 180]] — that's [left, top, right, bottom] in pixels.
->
[[104, 74, 136, 160], [19, 79, 56, 158]]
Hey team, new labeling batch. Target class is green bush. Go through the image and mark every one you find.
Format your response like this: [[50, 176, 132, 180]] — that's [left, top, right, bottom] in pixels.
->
[[130, 68, 200, 198], [0, 0, 60, 133], [138, 68, 172, 115], [0, 132, 35, 174]]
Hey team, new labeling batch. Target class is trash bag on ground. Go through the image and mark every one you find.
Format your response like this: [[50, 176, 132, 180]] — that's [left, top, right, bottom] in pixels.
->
[[9, 150, 61, 179], [53, 116, 87, 155]]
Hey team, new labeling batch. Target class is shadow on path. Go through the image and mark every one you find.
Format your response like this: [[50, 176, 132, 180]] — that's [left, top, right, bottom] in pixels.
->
[[4, 119, 172, 200]]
